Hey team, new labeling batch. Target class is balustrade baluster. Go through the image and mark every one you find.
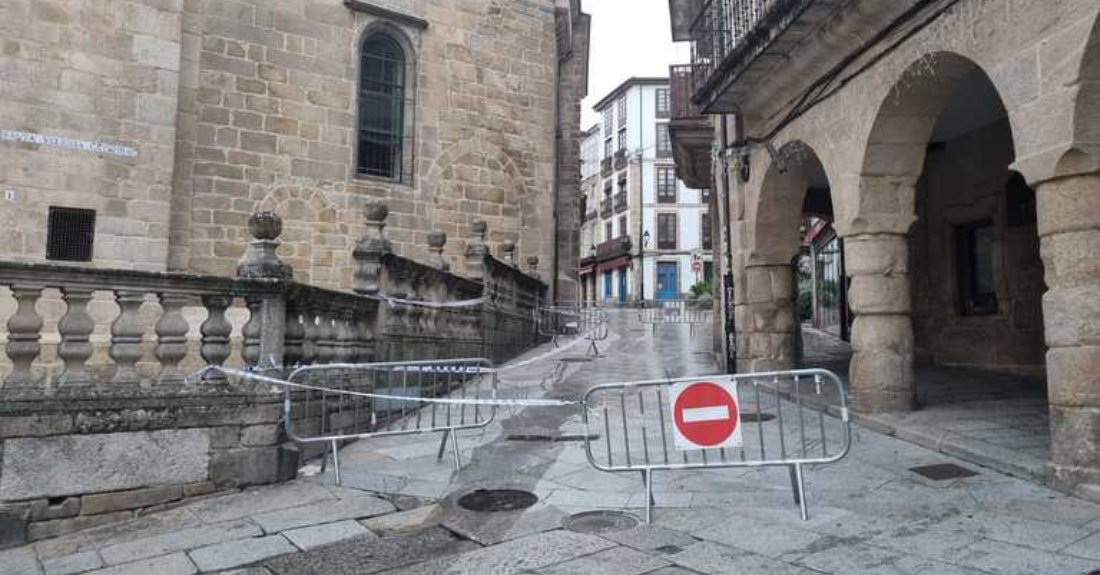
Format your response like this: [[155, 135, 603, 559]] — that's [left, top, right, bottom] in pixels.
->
[[283, 302, 306, 367], [110, 291, 147, 384], [5, 284, 45, 388], [241, 297, 262, 368], [314, 308, 336, 364], [299, 307, 318, 366], [200, 295, 233, 382], [57, 287, 96, 386], [336, 310, 356, 363], [155, 293, 190, 383]]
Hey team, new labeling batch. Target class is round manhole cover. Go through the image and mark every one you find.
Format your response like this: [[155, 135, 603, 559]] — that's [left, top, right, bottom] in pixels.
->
[[740, 412, 776, 423], [563, 510, 640, 534], [457, 489, 538, 513]]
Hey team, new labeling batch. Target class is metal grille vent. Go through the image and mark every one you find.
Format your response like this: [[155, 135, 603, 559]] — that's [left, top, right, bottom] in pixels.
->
[[46, 207, 95, 262]]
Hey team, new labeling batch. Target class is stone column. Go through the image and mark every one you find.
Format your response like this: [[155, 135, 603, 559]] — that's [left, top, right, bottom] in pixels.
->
[[1036, 171, 1100, 493], [741, 264, 797, 372], [844, 233, 915, 412], [236, 212, 291, 369]]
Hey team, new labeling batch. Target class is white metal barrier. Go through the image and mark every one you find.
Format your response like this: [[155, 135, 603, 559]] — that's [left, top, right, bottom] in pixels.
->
[[285, 359, 499, 484], [582, 369, 851, 522], [535, 306, 609, 355], [637, 300, 714, 336]]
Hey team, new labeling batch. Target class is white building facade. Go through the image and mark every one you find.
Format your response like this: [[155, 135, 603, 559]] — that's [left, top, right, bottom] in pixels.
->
[[578, 78, 713, 305]]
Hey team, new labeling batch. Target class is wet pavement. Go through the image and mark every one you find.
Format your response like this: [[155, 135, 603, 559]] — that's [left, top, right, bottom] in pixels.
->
[[5, 309, 1100, 575]]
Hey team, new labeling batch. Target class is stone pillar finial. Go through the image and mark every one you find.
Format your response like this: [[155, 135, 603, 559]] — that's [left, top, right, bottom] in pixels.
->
[[526, 255, 540, 279], [465, 220, 489, 280], [237, 212, 293, 280], [427, 230, 450, 271], [353, 201, 392, 294], [501, 241, 516, 267]]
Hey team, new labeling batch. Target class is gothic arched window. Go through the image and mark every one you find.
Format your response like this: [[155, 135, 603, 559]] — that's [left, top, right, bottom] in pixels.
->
[[358, 33, 407, 181]]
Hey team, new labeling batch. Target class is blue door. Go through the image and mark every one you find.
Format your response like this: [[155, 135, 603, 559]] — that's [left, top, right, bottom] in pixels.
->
[[603, 272, 613, 299], [617, 269, 627, 303], [656, 262, 678, 301]]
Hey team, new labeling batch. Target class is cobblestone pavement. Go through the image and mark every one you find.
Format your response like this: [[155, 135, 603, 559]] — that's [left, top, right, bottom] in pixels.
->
[[4, 310, 1100, 575]]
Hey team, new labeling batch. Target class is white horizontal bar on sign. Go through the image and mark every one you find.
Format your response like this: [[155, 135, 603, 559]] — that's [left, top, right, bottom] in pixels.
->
[[681, 405, 730, 423]]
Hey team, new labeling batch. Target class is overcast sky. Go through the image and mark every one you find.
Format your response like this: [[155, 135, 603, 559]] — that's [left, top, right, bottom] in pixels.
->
[[579, 0, 690, 128]]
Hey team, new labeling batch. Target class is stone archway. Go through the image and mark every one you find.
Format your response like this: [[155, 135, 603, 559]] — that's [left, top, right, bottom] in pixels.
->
[[847, 51, 1036, 413], [422, 138, 538, 268], [743, 141, 837, 372]]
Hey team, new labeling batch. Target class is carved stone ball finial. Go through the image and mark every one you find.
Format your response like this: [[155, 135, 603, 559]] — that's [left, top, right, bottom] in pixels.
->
[[427, 230, 450, 271], [427, 230, 447, 249], [364, 201, 389, 224], [249, 212, 283, 241], [238, 212, 292, 280], [526, 256, 539, 269], [501, 241, 516, 266]]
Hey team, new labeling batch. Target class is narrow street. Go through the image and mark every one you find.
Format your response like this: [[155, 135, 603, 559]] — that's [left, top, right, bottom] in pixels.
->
[[6, 310, 1100, 575]]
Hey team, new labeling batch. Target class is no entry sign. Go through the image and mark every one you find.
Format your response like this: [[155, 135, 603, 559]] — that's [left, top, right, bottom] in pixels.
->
[[669, 378, 742, 450]]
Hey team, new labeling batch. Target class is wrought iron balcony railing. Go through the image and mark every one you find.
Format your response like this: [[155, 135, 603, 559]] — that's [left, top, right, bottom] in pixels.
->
[[600, 197, 613, 218], [601, 157, 613, 177], [689, 0, 770, 96], [614, 149, 628, 170], [595, 236, 633, 262], [614, 191, 628, 213]]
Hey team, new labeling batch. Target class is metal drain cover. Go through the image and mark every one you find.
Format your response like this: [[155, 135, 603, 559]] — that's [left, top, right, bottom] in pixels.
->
[[740, 412, 776, 423], [909, 463, 978, 481], [563, 510, 640, 534], [506, 434, 598, 442], [558, 357, 593, 363], [457, 489, 538, 513]]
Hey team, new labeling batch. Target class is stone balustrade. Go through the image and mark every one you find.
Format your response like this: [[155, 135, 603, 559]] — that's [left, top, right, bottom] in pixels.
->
[[0, 205, 547, 548]]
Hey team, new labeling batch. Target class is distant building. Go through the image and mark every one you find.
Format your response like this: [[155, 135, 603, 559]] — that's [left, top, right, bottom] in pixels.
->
[[578, 78, 713, 305]]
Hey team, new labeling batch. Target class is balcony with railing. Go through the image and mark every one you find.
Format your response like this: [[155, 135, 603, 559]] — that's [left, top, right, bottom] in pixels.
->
[[613, 191, 628, 213], [601, 156, 613, 177], [686, 0, 836, 113], [600, 197, 613, 218], [595, 235, 633, 262], [667, 64, 714, 189], [613, 149, 628, 170]]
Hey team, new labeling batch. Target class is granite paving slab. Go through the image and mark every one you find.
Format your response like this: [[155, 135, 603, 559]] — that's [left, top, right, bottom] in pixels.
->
[[282, 521, 373, 551], [375, 530, 616, 575], [99, 520, 262, 566], [188, 535, 297, 573], [263, 527, 478, 575], [534, 545, 669, 575]]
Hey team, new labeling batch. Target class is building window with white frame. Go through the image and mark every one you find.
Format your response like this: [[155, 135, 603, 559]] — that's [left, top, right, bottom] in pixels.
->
[[657, 167, 677, 203]]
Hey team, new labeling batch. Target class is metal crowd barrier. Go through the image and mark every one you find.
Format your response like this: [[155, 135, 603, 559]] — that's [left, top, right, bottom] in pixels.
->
[[637, 300, 714, 336], [582, 368, 850, 523], [285, 358, 498, 484], [535, 306, 609, 355]]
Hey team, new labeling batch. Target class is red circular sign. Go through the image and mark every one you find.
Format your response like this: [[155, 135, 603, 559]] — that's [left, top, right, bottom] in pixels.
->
[[673, 382, 739, 447]]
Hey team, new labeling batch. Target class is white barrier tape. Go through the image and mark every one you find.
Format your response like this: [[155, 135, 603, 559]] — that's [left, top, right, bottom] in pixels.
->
[[358, 291, 485, 309], [190, 366, 584, 407]]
